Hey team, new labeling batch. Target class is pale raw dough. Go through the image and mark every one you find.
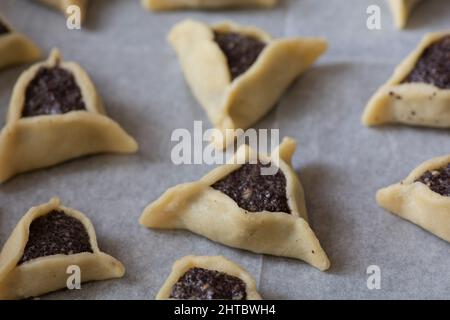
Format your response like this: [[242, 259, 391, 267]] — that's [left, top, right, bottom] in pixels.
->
[[0, 198, 125, 300], [0, 49, 138, 183], [143, 0, 277, 11], [169, 19, 327, 148], [377, 156, 450, 243], [156, 256, 261, 300], [37, 0, 88, 23], [0, 17, 41, 70], [388, 0, 422, 29], [140, 137, 330, 271], [362, 32, 450, 128]]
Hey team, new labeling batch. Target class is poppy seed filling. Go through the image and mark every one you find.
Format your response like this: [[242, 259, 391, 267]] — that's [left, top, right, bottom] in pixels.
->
[[214, 31, 266, 80], [212, 162, 291, 214], [170, 267, 247, 300], [22, 66, 86, 117], [415, 163, 450, 197], [19, 210, 93, 265], [403, 35, 450, 89], [0, 20, 9, 35]]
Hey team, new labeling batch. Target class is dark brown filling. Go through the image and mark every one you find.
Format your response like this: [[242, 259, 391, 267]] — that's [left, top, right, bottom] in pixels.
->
[[212, 162, 291, 214], [0, 20, 9, 35], [415, 163, 450, 197], [19, 210, 93, 265], [214, 31, 266, 80], [22, 67, 86, 117], [403, 35, 450, 89], [170, 267, 247, 300]]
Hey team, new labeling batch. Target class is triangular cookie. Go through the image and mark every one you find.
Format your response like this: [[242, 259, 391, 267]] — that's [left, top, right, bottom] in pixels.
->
[[0, 198, 125, 299], [140, 137, 330, 271], [377, 155, 450, 243], [142, 0, 277, 11], [0, 49, 138, 183], [388, 0, 422, 29], [156, 256, 261, 300], [362, 32, 450, 128], [37, 0, 88, 23], [0, 16, 41, 71], [169, 19, 327, 147]]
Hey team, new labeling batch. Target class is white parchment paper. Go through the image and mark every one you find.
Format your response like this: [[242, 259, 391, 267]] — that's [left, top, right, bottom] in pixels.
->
[[0, 0, 449, 299]]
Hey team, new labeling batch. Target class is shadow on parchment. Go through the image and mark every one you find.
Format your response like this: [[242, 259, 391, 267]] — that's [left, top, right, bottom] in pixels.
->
[[296, 163, 354, 276]]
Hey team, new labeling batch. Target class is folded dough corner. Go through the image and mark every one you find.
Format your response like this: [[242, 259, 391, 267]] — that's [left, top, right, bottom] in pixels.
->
[[0, 197, 125, 300], [140, 137, 331, 271], [0, 48, 138, 184]]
